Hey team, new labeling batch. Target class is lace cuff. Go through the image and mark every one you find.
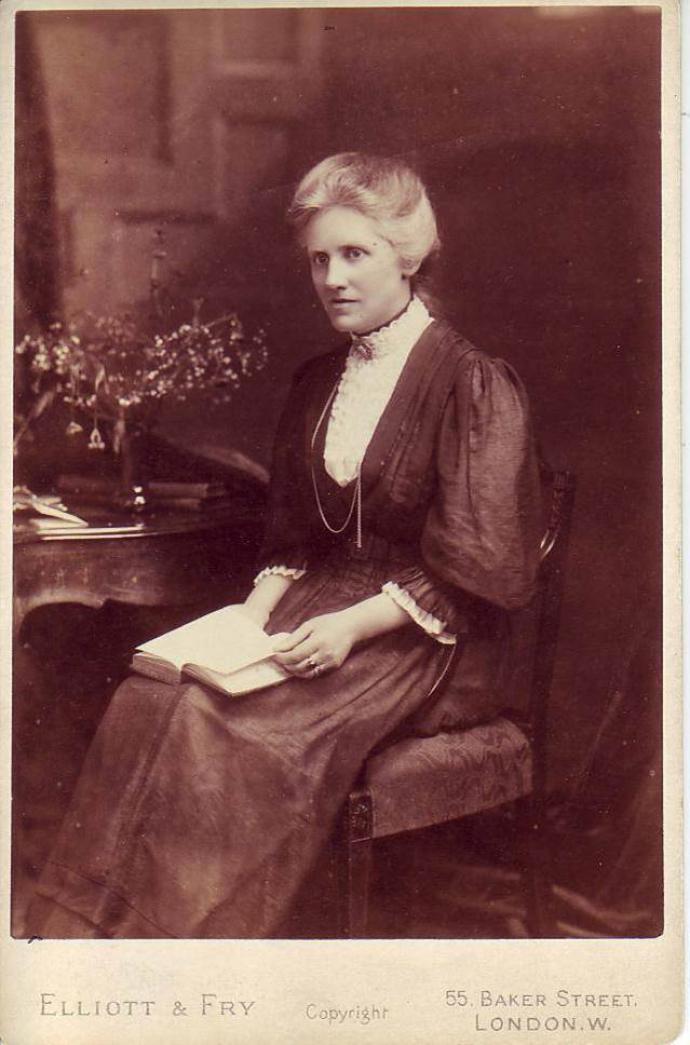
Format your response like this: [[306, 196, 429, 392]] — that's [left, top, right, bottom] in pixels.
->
[[253, 565, 307, 587], [382, 582, 457, 645]]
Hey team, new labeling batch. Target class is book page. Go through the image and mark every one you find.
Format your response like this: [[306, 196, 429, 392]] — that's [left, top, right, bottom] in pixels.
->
[[137, 605, 276, 675], [183, 656, 290, 696]]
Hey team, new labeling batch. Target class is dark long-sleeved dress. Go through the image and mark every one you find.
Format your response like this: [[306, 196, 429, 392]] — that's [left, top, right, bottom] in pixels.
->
[[28, 317, 542, 939]]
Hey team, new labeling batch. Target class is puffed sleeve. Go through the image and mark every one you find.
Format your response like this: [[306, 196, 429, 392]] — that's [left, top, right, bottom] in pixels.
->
[[384, 353, 542, 632], [254, 367, 313, 578]]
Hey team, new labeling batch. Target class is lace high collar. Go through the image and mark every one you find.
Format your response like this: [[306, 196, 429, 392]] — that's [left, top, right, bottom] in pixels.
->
[[350, 296, 431, 360]]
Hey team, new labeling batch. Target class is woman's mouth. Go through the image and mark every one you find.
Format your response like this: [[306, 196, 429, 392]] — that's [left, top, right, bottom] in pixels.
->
[[330, 299, 357, 309]]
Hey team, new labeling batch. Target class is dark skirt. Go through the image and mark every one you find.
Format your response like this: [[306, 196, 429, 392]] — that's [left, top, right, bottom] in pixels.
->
[[28, 558, 451, 938]]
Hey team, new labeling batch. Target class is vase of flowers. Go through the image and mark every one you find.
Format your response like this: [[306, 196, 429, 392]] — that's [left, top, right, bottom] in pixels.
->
[[15, 303, 268, 511], [115, 421, 150, 511]]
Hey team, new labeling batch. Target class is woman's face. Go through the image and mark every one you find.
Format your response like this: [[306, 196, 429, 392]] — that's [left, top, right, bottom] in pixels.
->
[[304, 205, 411, 335]]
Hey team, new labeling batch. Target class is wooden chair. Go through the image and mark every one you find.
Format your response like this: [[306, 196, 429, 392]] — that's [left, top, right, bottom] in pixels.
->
[[340, 468, 576, 938]]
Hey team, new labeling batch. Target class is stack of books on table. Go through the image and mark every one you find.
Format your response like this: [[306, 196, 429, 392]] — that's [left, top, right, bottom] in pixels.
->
[[56, 475, 235, 512]]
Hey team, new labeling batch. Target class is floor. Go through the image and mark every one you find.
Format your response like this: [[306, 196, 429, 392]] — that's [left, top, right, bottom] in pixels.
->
[[13, 812, 540, 941]]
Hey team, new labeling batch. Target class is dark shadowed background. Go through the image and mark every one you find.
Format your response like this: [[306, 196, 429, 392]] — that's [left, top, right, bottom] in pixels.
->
[[14, 6, 662, 933]]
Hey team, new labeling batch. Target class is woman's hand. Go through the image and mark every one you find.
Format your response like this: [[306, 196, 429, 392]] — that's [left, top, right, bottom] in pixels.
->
[[272, 612, 356, 677], [271, 593, 412, 679], [241, 573, 297, 629], [237, 600, 271, 628]]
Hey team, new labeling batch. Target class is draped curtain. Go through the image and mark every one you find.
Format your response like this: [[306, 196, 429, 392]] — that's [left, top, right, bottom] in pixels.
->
[[548, 587, 663, 938], [15, 13, 61, 335]]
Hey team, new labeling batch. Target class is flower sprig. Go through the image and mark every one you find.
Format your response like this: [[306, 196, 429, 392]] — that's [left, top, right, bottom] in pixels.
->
[[14, 307, 268, 454]]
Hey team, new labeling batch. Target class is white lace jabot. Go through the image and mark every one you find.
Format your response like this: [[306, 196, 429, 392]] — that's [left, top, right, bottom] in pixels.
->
[[324, 296, 433, 487]]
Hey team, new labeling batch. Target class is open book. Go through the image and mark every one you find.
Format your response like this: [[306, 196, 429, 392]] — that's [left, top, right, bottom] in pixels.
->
[[131, 604, 290, 696]]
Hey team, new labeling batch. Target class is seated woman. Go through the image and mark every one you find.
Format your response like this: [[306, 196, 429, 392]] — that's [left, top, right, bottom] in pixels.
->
[[27, 152, 542, 939]]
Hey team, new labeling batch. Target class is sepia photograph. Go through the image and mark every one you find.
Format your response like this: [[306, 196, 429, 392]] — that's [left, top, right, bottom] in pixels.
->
[[2, 1, 682, 1042]]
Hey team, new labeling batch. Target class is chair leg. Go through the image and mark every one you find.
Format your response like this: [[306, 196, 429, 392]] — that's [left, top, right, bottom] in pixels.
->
[[347, 838, 373, 937], [344, 790, 374, 938], [520, 797, 554, 937]]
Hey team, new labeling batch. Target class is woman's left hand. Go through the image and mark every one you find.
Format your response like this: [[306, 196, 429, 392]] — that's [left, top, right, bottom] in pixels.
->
[[272, 612, 356, 678]]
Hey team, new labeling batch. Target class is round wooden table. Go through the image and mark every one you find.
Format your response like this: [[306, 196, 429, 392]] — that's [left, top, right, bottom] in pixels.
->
[[13, 499, 263, 641]]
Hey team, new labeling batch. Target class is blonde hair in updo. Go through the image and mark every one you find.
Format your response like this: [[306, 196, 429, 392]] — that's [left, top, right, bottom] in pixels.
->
[[287, 152, 441, 277]]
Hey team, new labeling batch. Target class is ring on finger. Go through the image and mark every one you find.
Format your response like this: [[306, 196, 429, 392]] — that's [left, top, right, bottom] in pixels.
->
[[306, 655, 317, 670], [312, 664, 325, 677]]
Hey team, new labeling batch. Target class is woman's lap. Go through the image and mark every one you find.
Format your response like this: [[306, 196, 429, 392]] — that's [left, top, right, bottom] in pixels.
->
[[29, 573, 448, 938]]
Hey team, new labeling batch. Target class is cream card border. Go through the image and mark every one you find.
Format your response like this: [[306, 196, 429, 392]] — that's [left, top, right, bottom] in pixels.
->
[[0, 2, 682, 1043]]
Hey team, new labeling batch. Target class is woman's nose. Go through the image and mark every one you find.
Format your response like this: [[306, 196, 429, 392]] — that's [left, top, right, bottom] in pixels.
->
[[324, 258, 347, 288]]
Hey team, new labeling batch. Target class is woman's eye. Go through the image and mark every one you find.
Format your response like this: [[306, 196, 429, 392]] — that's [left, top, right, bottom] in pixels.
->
[[311, 253, 328, 266], [345, 247, 364, 260]]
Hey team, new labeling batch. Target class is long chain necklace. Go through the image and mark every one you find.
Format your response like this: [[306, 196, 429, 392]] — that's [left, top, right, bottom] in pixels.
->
[[310, 378, 363, 549]]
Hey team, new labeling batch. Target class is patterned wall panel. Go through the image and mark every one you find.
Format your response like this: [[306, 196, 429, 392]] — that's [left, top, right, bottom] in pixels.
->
[[30, 9, 321, 315], [211, 123, 290, 224], [216, 8, 299, 64]]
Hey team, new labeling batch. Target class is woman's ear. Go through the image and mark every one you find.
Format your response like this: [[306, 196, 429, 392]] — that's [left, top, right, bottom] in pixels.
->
[[401, 258, 422, 279]]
